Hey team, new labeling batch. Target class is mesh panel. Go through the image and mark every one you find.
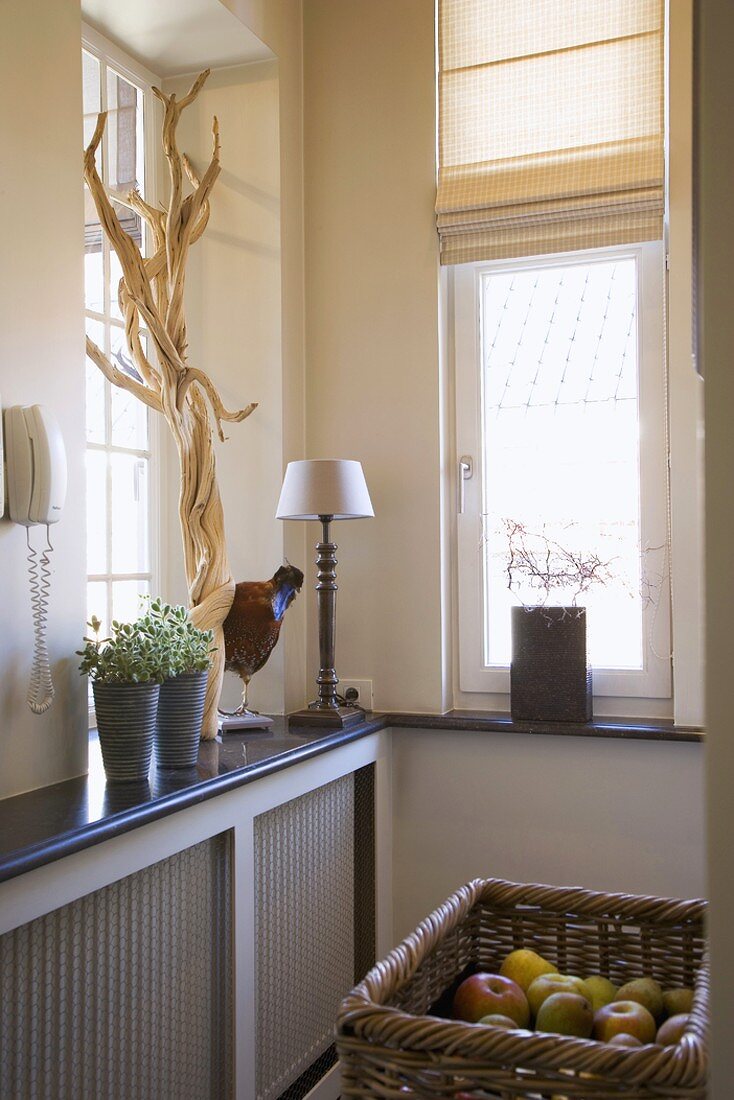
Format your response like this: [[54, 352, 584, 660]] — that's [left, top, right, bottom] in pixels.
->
[[0, 833, 233, 1100], [255, 766, 375, 1100]]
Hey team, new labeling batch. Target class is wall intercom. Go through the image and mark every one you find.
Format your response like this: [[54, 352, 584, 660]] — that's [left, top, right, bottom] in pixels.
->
[[4, 404, 68, 714]]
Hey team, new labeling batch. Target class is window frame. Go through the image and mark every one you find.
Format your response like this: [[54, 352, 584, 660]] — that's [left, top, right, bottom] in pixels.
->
[[454, 241, 672, 701], [82, 26, 164, 715]]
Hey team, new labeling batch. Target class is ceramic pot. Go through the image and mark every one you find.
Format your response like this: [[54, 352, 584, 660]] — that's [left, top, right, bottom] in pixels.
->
[[155, 669, 208, 768], [93, 680, 159, 782]]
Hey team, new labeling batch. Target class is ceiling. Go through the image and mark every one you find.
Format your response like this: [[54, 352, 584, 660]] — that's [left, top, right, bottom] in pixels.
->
[[81, 0, 274, 78]]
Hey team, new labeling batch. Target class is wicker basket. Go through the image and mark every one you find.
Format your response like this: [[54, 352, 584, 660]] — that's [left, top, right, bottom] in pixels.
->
[[336, 878, 708, 1100]]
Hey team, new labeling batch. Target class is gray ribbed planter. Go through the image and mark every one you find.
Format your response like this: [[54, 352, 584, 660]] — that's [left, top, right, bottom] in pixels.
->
[[155, 670, 208, 768], [93, 681, 159, 783]]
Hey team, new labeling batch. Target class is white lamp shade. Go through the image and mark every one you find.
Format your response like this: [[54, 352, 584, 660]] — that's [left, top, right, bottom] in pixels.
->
[[276, 459, 374, 520]]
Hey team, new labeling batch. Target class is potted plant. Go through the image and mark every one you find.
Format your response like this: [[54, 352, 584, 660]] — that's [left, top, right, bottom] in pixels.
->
[[503, 520, 614, 723], [141, 599, 214, 769], [78, 615, 164, 782]]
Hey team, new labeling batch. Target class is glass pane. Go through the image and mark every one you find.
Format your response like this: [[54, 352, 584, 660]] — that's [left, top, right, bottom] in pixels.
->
[[481, 256, 643, 670], [109, 246, 124, 321], [85, 317, 106, 444], [85, 363, 106, 445], [82, 50, 101, 149], [86, 449, 108, 575], [84, 184, 104, 313], [112, 578, 150, 626], [84, 244, 104, 314], [86, 580, 109, 640], [111, 452, 149, 573], [107, 70, 144, 195], [110, 327, 148, 449]]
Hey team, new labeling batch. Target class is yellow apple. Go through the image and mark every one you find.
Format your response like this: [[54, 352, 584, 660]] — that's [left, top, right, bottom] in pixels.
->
[[614, 978, 664, 1021], [527, 973, 592, 1019], [500, 948, 558, 993], [607, 1033, 644, 1048], [453, 973, 530, 1027], [584, 975, 618, 1012], [536, 992, 594, 1038], [656, 1013, 690, 1046], [594, 1001, 657, 1045], [477, 1013, 522, 1029], [662, 988, 694, 1018]]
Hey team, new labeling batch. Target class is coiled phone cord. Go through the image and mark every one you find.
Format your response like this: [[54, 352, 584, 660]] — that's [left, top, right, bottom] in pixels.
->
[[26, 525, 55, 714]]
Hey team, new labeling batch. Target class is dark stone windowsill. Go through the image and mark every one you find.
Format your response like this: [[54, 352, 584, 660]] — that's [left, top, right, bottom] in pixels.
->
[[0, 711, 702, 886]]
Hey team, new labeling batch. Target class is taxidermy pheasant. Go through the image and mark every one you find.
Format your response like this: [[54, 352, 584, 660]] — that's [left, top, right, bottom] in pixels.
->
[[221, 563, 304, 715]]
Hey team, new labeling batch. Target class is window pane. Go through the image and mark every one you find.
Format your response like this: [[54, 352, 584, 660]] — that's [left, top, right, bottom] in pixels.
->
[[107, 70, 144, 195], [85, 318, 106, 443], [112, 578, 150, 626], [86, 580, 109, 639], [86, 450, 107, 575], [82, 50, 101, 150], [481, 256, 643, 670], [111, 452, 149, 573], [109, 246, 124, 321], [110, 327, 148, 449]]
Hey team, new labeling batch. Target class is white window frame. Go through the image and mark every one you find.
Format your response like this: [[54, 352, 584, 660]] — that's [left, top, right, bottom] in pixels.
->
[[454, 241, 672, 701], [82, 27, 163, 716]]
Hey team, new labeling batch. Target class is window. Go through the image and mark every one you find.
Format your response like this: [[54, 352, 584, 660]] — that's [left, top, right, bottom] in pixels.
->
[[82, 33, 159, 640], [439, 1, 703, 719], [455, 243, 671, 699]]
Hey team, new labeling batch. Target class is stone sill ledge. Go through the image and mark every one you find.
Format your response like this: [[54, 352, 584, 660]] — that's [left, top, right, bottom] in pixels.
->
[[0, 711, 702, 885]]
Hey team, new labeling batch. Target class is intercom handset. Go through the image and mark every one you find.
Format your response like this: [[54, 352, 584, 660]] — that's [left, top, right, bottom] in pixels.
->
[[4, 405, 68, 714], [6, 405, 67, 526]]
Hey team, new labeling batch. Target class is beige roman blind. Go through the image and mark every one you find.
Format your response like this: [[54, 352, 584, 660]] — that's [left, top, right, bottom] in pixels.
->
[[436, 0, 665, 265]]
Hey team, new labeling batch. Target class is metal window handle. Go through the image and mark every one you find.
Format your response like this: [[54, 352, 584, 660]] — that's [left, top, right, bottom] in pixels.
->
[[458, 455, 473, 514]]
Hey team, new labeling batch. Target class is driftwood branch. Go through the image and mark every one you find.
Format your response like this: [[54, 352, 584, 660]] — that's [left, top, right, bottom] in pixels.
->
[[83, 68, 257, 737], [85, 336, 162, 412]]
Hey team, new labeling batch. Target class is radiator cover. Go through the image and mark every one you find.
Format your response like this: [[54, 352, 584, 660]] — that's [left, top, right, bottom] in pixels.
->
[[0, 833, 233, 1100]]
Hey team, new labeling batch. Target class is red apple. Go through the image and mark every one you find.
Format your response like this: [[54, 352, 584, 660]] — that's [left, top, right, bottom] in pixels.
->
[[453, 973, 530, 1027], [594, 1001, 657, 1045]]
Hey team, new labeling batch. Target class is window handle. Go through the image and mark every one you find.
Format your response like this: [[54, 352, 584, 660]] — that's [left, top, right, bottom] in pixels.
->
[[458, 455, 473, 514]]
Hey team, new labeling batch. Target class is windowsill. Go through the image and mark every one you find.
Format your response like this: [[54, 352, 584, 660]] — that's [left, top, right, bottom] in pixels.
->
[[385, 710, 704, 743], [0, 712, 702, 887]]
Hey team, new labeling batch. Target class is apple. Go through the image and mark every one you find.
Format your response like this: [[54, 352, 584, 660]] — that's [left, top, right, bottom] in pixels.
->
[[662, 988, 694, 1018], [535, 992, 593, 1038], [527, 973, 592, 1019], [656, 1013, 690, 1046], [453, 973, 530, 1027], [584, 976, 618, 1012], [500, 948, 557, 993], [594, 1001, 657, 1045], [477, 1013, 521, 1029], [614, 978, 664, 1021], [607, 1033, 644, 1048]]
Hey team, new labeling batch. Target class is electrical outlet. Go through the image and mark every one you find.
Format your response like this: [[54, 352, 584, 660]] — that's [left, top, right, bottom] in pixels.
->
[[339, 678, 374, 712]]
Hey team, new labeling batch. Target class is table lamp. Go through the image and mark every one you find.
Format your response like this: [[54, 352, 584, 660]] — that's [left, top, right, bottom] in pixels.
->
[[276, 459, 374, 727]]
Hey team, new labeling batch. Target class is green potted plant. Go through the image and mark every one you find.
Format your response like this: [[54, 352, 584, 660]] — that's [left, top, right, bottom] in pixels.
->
[[141, 599, 214, 768], [78, 615, 165, 782]]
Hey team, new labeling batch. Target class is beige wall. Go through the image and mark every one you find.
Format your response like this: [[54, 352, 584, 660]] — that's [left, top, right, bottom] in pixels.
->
[[700, 2, 734, 1094], [162, 59, 287, 713], [392, 729, 705, 942], [303, 0, 443, 712], [220, 0, 307, 712], [0, 0, 87, 797]]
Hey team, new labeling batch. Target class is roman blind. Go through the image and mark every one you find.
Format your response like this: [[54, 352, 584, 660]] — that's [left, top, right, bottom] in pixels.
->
[[436, 0, 666, 265]]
